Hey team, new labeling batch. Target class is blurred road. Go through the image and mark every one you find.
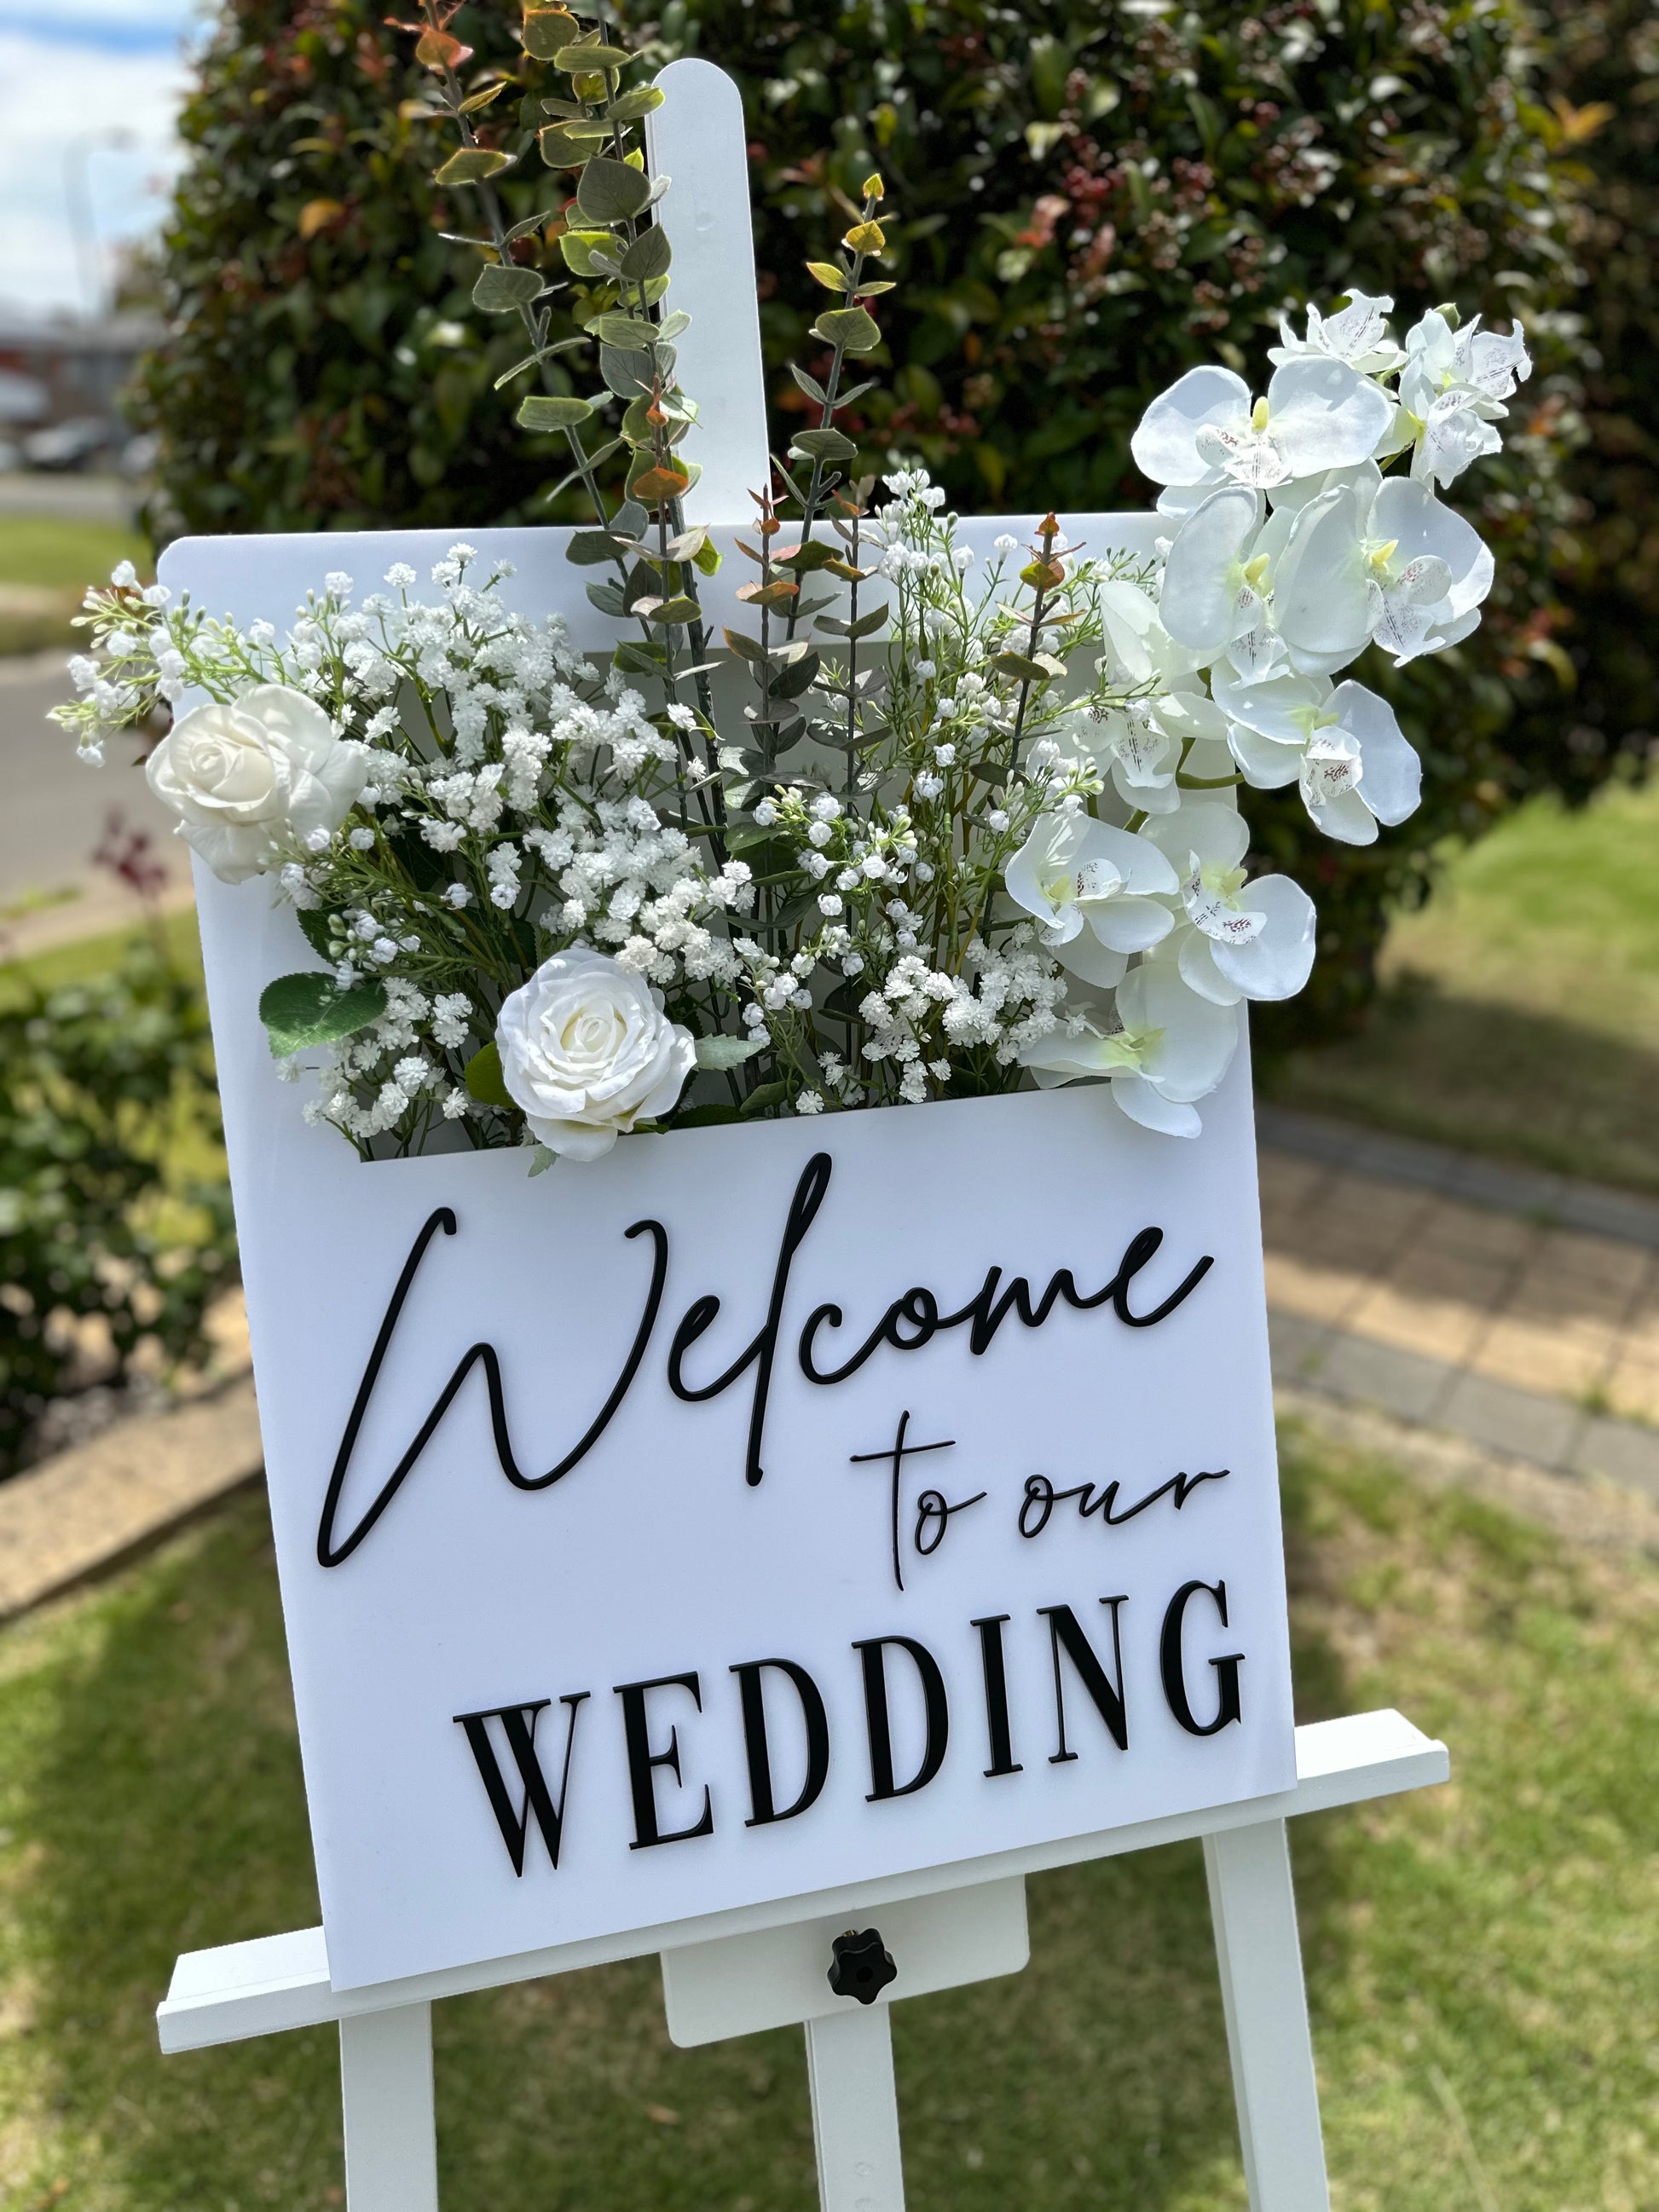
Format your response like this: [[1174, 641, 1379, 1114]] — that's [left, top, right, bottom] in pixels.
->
[[0, 650, 191, 956]]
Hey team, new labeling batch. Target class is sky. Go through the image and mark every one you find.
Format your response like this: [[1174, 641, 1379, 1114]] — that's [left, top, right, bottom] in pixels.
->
[[0, 0, 198, 322]]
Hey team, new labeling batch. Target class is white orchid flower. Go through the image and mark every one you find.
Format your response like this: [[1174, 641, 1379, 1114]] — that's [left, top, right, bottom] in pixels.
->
[[1131, 358, 1396, 498], [1395, 311, 1531, 488], [1019, 946, 1239, 1137], [1158, 485, 1271, 657], [1095, 577, 1207, 689], [1084, 690, 1232, 817], [1366, 476, 1493, 662], [1268, 290, 1408, 376], [1213, 671, 1421, 843], [1087, 703, 1183, 816], [1004, 811, 1177, 985], [1271, 465, 1494, 671], [1142, 800, 1317, 1004]]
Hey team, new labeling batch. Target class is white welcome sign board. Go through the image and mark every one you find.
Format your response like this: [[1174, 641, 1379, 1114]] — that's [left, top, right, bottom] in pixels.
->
[[182, 798, 1294, 1992]]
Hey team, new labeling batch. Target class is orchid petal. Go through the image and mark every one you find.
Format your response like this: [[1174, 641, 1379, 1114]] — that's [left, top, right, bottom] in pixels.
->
[[1131, 366, 1251, 487]]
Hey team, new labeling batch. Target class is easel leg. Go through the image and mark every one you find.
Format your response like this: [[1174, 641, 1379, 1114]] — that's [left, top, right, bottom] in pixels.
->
[[804, 2006, 906, 2212], [1203, 1821, 1331, 2212], [338, 2001, 440, 2212]]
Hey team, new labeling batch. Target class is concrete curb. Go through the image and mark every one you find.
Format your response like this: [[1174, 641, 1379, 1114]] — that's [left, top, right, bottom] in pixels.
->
[[0, 1374, 262, 1622]]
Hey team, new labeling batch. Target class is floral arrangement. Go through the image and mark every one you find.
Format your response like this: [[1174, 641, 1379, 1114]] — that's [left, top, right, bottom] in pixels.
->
[[54, 6, 1532, 1168]]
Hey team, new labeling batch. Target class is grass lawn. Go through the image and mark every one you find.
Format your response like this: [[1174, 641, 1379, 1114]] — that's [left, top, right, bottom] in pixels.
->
[[0, 1426, 1652, 2210], [1265, 773, 1659, 1194], [0, 514, 149, 656]]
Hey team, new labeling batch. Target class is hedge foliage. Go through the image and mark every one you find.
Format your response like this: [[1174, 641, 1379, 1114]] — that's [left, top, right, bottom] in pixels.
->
[[0, 947, 236, 1479], [132, 0, 1653, 1031]]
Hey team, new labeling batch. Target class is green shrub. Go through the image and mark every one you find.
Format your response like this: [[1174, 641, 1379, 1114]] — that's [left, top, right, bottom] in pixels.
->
[[0, 946, 236, 1479], [132, 0, 1642, 1031]]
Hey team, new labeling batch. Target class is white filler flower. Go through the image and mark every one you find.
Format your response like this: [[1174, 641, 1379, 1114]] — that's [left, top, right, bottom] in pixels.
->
[[145, 683, 365, 882], [495, 946, 696, 1161]]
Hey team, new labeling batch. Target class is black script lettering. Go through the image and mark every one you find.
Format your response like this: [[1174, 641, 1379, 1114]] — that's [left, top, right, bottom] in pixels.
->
[[848, 1409, 962, 1592], [615, 1672, 716, 1849], [454, 1693, 588, 1876], [667, 1153, 833, 1487], [731, 1659, 830, 1827], [971, 1614, 1024, 1778], [1040, 1599, 1130, 1761], [800, 1227, 1214, 1385], [1018, 1465, 1230, 1541], [1160, 1580, 1245, 1737], [853, 1635, 950, 1801], [317, 1207, 668, 1567]]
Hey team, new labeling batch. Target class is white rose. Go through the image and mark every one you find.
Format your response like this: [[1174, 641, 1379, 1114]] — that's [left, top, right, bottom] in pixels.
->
[[145, 683, 366, 883], [495, 947, 697, 1162]]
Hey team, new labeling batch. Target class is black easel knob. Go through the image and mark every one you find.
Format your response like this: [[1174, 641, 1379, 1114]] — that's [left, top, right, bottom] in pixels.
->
[[827, 1927, 897, 2005]]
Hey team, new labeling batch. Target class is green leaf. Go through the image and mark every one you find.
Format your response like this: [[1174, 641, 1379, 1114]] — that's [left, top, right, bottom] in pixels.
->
[[694, 1034, 766, 1070], [258, 972, 387, 1059], [459, 81, 512, 114], [606, 84, 666, 121], [806, 262, 848, 294], [565, 526, 627, 563], [671, 1101, 743, 1128], [577, 156, 652, 223], [790, 362, 830, 404], [589, 309, 660, 349], [810, 305, 881, 355], [739, 1081, 789, 1118], [539, 123, 608, 167], [529, 1144, 558, 1175], [465, 1040, 513, 1109], [558, 228, 617, 277], [789, 425, 857, 464], [434, 147, 514, 187], [692, 536, 722, 576], [991, 650, 1052, 683], [646, 593, 701, 626], [586, 579, 627, 615], [517, 394, 593, 432], [472, 261, 544, 313], [620, 224, 672, 280], [553, 40, 633, 70]]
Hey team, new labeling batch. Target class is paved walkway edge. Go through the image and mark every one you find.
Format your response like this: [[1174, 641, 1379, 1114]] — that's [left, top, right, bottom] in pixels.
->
[[0, 1375, 262, 1622], [1270, 1310, 1659, 1503], [1257, 1105, 1659, 1251]]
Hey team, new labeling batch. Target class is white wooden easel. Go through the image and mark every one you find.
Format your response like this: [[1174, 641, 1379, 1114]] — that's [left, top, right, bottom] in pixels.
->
[[154, 62, 1450, 2207]]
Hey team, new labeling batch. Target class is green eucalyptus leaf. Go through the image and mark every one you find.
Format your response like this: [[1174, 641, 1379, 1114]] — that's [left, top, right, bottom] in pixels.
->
[[259, 972, 387, 1059], [517, 393, 593, 431], [565, 526, 628, 563], [434, 147, 515, 187], [620, 225, 671, 280], [809, 305, 881, 356], [577, 156, 653, 223], [606, 84, 666, 120], [553, 40, 633, 70], [789, 425, 858, 463], [558, 228, 616, 276], [589, 309, 660, 349], [472, 261, 545, 313], [539, 123, 608, 167], [529, 1144, 558, 1175]]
